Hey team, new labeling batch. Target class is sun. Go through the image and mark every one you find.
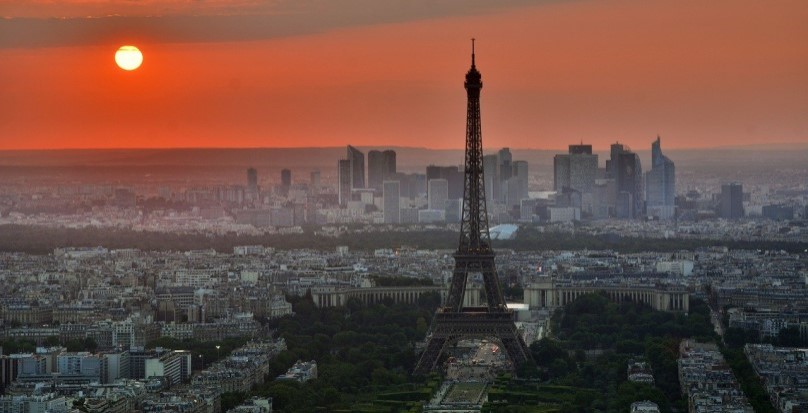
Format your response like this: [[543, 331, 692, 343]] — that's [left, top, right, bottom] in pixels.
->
[[115, 45, 143, 71]]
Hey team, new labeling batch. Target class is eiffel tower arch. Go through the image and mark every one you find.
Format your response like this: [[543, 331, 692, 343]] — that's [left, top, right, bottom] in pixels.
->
[[413, 40, 532, 376]]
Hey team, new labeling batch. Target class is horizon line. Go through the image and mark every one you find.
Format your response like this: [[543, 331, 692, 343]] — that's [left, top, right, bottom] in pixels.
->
[[1, 142, 807, 152]]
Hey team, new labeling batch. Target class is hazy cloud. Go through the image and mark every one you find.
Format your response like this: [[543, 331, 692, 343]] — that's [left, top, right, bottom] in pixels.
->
[[1, 0, 274, 18], [0, 0, 552, 48]]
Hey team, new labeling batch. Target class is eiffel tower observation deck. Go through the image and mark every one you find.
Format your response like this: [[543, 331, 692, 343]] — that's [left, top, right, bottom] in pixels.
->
[[413, 40, 532, 376]]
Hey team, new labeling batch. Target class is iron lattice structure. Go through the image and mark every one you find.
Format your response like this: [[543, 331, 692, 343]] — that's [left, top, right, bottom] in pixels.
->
[[413, 41, 532, 376]]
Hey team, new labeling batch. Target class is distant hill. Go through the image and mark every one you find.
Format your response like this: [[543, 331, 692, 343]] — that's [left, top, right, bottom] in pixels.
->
[[0, 140, 808, 183], [0, 144, 805, 174]]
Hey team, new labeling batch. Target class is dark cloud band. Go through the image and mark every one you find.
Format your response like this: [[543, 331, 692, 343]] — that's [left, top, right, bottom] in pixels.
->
[[0, 0, 550, 48]]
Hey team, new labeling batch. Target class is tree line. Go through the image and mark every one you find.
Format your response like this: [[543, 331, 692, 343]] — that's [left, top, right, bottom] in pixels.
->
[[2, 224, 805, 255]]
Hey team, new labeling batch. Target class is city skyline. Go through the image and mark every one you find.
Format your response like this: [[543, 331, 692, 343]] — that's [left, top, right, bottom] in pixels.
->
[[0, 3, 807, 409], [1, 0, 807, 151]]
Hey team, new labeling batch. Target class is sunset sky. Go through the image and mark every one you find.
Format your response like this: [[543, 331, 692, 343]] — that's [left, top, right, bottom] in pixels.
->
[[1, 0, 806, 151]]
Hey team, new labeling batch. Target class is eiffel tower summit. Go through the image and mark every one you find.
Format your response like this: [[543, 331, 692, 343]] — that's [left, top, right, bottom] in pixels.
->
[[413, 40, 532, 375]]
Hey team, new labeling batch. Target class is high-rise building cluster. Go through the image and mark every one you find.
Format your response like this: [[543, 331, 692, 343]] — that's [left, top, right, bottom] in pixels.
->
[[338, 146, 398, 206], [332, 145, 529, 225], [552, 136, 676, 221], [483, 148, 529, 213], [33, 136, 761, 229], [91, 137, 766, 230]]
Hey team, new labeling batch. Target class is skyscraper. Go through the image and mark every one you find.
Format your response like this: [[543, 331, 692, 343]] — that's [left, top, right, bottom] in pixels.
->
[[554, 144, 597, 214], [383, 150, 396, 178], [553, 155, 570, 192], [498, 147, 513, 188], [390, 172, 426, 199], [280, 169, 291, 187], [368, 149, 397, 191], [426, 165, 463, 200], [610, 143, 643, 219], [383, 180, 400, 224], [504, 176, 522, 210], [568, 144, 591, 155], [337, 159, 351, 206], [567, 146, 596, 195], [347, 145, 365, 190], [428, 179, 449, 211], [309, 170, 321, 195], [607, 142, 625, 180], [246, 167, 258, 192], [554, 144, 597, 193], [645, 136, 676, 219], [483, 154, 499, 206], [280, 169, 291, 197], [720, 183, 744, 219], [367, 150, 384, 191], [616, 152, 642, 218], [503, 160, 529, 210], [512, 160, 529, 201]]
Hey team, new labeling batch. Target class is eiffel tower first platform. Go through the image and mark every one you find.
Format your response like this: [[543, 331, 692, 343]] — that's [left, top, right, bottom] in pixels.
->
[[413, 40, 532, 376]]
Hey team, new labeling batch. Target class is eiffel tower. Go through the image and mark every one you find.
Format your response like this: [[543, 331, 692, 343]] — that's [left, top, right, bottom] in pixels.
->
[[413, 40, 532, 375]]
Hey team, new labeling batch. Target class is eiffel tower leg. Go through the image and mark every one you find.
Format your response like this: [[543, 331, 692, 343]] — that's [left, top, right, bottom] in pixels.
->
[[413, 335, 448, 376], [481, 260, 504, 310], [500, 333, 531, 368], [447, 260, 469, 311]]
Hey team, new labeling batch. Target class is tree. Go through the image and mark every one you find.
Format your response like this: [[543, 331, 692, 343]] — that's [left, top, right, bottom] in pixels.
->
[[64, 337, 97, 352], [43, 336, 61, 347], [530, 338, 569, 366], [610, 382, 670, 413], [417, 292, 442, 310], [0, 338, 36, 354], [415, 317, 428, 336], [725, 327, 759, 347], [220, 392, 248, 411]]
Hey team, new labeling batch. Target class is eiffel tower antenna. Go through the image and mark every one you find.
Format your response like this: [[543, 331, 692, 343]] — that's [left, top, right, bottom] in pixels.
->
[[471, 38, 476, 67], [413, 40, 532, 375]]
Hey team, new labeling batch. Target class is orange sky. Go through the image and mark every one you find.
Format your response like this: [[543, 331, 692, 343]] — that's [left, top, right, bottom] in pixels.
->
[[0, 0, 806, 151]]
